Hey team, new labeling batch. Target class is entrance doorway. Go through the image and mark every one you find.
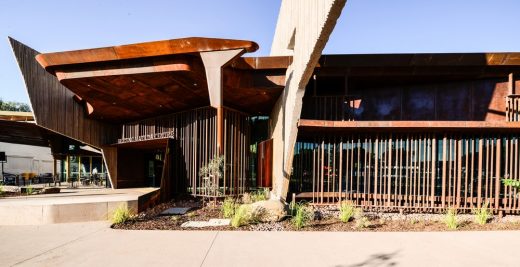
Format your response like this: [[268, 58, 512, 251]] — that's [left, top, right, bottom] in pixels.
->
[[145, 151, 164, 187]]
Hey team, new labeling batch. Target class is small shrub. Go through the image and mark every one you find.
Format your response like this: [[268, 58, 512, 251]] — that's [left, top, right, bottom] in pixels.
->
[[171, 215, 180, 222], [338, 201, 355, 223], [231, 204, 253, 228], [289, 198, 296, 216], [291, 202, 313, 230], [354, 208, 370, 229], [222, 197, 237, 219], [250, 190, 267, 203], [111, 205, 133, 224], [410, 219, 418, 225], [473, 202, 491, 225], [0, 182, 3, 196], [26, 184, 33, 195], [502, 178, 520, 190], [356, 216, 370, 229], [186, 212, 197, 218], [444, 207, 459, 230]]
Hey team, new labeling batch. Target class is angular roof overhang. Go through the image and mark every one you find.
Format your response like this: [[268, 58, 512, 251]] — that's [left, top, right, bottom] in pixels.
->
[[0, 120, 95, 156], [36, 37, 259, 70], [35, 38, 289, 122]]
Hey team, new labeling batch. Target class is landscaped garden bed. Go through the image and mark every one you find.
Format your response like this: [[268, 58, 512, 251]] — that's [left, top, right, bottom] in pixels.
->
[[112, 194, 520, 232]]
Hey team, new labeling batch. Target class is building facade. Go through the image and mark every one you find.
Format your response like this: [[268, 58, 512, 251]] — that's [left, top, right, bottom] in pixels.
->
[[9, 0, 520, 213]]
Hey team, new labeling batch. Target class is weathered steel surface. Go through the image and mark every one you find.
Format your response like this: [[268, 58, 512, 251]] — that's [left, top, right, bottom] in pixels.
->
[[34, 39, 288, 121], [0, 120, 50, 147], [117, 107, 250, 196], [291, 133, 520, 213], [9, 38, 118, 148], [36, 37, 259, 70], [302, 78, 509, 122], [298, 120, 520, 132], [257, 139, 273, 188], [319, 53, 520, 68]]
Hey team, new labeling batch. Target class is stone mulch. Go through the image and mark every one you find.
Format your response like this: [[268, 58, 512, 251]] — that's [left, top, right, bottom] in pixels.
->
[[112, 197, 520, 232]]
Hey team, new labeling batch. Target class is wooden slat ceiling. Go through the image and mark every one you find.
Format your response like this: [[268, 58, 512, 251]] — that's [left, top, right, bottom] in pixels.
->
[[36, 38, 289, 122]]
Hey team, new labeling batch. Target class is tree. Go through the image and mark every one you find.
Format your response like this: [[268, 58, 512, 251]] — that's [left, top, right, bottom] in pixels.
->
[[0, 99, 31, 112]]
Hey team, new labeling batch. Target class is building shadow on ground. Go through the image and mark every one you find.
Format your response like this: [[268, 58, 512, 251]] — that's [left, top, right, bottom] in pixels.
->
[[335, 250, 400, 267]]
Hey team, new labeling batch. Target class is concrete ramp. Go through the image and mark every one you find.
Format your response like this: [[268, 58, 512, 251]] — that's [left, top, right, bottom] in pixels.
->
[[0, 188, 160, 225]]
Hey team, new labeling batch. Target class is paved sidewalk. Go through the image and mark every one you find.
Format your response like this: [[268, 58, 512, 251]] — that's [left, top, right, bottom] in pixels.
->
[[1, 222, 518, 267]]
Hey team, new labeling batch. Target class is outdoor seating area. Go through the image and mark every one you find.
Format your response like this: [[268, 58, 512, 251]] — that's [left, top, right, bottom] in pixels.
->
[[1, 172, 107, 189]]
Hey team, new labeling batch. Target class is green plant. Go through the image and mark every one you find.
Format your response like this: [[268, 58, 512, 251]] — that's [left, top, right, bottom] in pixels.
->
[[289, 197, 296, 216], [199, 154, 224, 178], [222, 197, 237, 218], [231, 204, 253, 228], [444, 207, 459, 230], [171, 215, 180, 222], [26, 184, 33, 195], [339, 201, 355, 223], [354, 208, 370, 228], [199, 155, 224, 197], [473, 202, 491, 225], [111, 205, 133, 224], [291, 202, 313, 230], [502, 178, 520, 190], [410, 219, 418, 225], [0, 182, 4, 196], [250, 189, 268, 203]]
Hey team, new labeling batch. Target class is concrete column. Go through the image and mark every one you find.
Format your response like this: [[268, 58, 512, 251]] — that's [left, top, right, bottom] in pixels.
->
[[200, 49, 244, 154], [269, 0, 347, 200]]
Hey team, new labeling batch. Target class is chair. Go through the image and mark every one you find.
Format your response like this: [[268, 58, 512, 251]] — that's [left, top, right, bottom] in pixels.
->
[[28, 172, 37, 184], [53, 173, 61, 187], [2, 172, 17, 185], [39, 173, 53, 186]]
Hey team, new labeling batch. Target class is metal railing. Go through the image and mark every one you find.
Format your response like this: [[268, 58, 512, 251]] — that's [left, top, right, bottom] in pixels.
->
[[291, 132, 520, 214]]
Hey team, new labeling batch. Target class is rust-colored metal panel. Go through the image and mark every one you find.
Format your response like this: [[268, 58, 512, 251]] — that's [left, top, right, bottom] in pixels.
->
[[116, 148, 146, 188], [291, 132, 520, 213], [9, 38, 118, 147], [101, 147, 118, 188], [303, 78, 509, 122], [257, 139, 273, 188], [36, 37, 259, 70], [402, 87, 435, 120]]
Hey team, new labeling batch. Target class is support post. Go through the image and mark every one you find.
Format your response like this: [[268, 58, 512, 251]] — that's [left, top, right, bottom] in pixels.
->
[[200, 49, 244, 155], [269, 0, 347, 201]]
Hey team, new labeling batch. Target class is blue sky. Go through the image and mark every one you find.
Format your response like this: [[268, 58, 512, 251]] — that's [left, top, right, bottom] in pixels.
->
[[1, 0, 519, 103]]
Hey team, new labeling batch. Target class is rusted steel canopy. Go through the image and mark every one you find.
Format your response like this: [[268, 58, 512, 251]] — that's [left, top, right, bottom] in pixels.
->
[[34, 38, 288, 122], [36, 37, 259, 70]]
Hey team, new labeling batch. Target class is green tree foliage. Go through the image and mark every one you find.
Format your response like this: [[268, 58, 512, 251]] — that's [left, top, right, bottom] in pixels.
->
[[0, 99, 31, 112]]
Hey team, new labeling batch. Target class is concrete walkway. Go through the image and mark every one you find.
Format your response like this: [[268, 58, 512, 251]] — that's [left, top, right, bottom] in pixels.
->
[[0, 222, 518, 267]]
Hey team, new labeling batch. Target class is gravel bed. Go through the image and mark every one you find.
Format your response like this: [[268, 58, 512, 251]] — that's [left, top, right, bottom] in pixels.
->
[[114, 199, 520, 232]]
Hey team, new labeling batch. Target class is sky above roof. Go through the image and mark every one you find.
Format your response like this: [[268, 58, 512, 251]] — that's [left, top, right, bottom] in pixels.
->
[[1, 0, 519, 103]]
